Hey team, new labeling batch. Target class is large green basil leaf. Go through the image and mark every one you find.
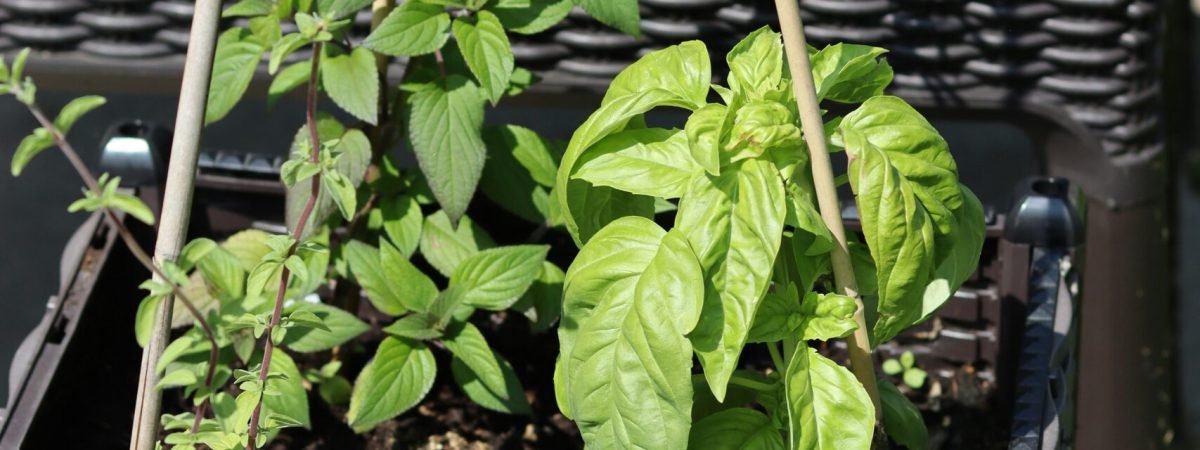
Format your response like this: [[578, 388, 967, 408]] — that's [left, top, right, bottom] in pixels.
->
[[842, 96, 973, 343], [685, 104, 725, 176], [878, 380, 928, 450], [727, 100, 803, 162], [841, 96, 961, 237], [346, 337, 436, 432], [811, 44, 893, 104], [785, 347, 874, 449], [511, 261, 564, 332], [405, 75, 487, 225], [677, 159, 785, 401], [844, 128, 936, 345], [920, 185, 985, 320], [557, 42, 711, 245], [726, 27, 784, 101], [572, 128, 699, 199], [689, 408, 785, 450], [559, 217, 703, 449], [450, 245, 549, 310]]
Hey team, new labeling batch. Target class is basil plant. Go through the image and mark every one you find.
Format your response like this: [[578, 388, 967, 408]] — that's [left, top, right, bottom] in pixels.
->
[[553, 28, 985, 450]]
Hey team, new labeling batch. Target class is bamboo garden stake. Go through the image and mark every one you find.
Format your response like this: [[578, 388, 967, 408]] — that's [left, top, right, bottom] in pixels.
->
[[772, 0, 883, 416], [129, 1, 224, 449]]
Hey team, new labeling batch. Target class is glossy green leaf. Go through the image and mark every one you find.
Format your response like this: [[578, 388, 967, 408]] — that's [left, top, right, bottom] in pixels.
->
[[479, 127, 549, 223], [268, 60, 310, 109], [323, 169, 357, 221], [363, 1, 450, 56], [53, 95, 106, 135], [135, 295, 165, 347], [281, 302, 369, 352], [556, 42, 711, 244], [382, 313, 442, 340], [110, 193, 157, 226], [192, 241, 243, 301], [405, 75, 487, 224], [11, 127, 53, 176], [381, 195, 423, 257], [347, 337, 436, 432], [578, 0, 640, 36], [206, 28, 266, 125], [920, 185, 985, 320], [727, 100, 802, 162], [224, 0, 273, 17], [325, 0, 371, 19], [451, 245, 549, 310], [483, 124, 557, 187], [419, 210, 495, 278], [344, 240, 436, 315], [268, 33, 308, 74], [451, 354, 530, 414], [573, 128, 699, 199], [511, 261, 564, 332], [441, 322, 507, 394], [748, 290, 802, 344], [488, 0, 572, 34], [688, 408, 786, 450], [321, 46, 379, 124], [726, 27, 784, 100], [559, 218, 703, 448], [878, 380, 928, 450], [811, 43, 893, 103], [454, 11, 513, 103], [684, 104, 725, 176], [784, 347, 874, 450], [676, 159, 786, 401], [798, 292, 858, 341], [843, 127, 936, 345]]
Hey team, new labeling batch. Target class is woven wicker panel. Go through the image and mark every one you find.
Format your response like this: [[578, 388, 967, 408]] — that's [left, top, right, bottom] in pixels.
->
[[0, 0, 1164, 160]]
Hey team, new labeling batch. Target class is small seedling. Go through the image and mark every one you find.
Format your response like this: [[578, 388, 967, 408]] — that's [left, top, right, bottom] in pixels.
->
[[884, 351, 929, 390]]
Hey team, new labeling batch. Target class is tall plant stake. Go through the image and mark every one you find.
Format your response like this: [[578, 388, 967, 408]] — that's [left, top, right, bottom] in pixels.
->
[[129, 0, 224, 449], [772, 0, 882, 415]]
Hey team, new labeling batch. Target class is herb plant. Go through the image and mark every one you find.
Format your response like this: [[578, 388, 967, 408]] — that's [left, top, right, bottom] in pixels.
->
[[553, 26, 985, 450], [8, 0, 642, 448]]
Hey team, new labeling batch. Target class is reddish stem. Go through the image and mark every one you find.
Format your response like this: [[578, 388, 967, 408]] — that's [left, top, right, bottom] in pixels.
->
[[246, 40, 324, 447], [16, 91, 220, 435]]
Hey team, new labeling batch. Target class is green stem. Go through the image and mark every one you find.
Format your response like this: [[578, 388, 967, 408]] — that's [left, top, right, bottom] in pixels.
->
[[768, 341, 786, 373], [728, 375, 777, 393]]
